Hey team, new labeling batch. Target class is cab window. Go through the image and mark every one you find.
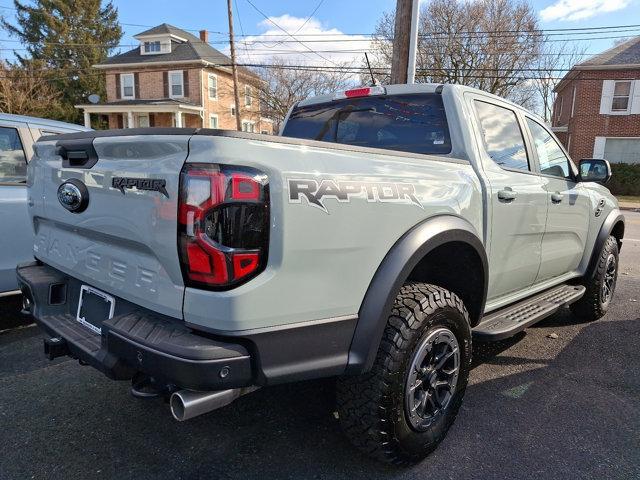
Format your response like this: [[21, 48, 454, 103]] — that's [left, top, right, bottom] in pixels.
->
[[474, 100, 530, 172], [526, 118, 573, 180], [0, 127, 27, 183], [283, 93, 452, 156]]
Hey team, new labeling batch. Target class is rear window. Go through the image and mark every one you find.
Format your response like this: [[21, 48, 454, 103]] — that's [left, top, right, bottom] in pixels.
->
[[282, 93, 451, 155]]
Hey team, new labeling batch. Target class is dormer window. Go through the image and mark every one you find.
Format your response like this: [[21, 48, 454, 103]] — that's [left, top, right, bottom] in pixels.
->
[[144, 41, 161, 53], [138, 36, 172, 55]]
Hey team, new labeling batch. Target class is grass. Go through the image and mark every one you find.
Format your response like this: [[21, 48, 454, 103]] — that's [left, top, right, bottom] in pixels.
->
[[617, 195, 640, 204]]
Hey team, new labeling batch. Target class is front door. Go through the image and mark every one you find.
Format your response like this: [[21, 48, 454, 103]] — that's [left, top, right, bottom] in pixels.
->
[[524, 117, 590, 283], [0, 122, 34, 292], [472, 99, 548, 301]]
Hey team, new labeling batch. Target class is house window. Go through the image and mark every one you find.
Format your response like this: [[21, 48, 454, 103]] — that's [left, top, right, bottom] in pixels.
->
[[144, 41, 161, 53], [241, 120, 255, 133], [209, 114, 219, 129], [556, 96, 563, 120], [137, 113, 150, 128], [121, 73, 135, 99], [261, 130, 269, 135], [244, 85, 252, 107], [611, 81, 632, 111], [602, 137, 640, 164], [231, 105, 236, 116], [169, 70, 184, 98], [208, 74, 218, 99]]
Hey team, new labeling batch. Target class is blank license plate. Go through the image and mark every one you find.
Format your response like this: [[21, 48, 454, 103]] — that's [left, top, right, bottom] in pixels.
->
[[75, 285, 115, 334]]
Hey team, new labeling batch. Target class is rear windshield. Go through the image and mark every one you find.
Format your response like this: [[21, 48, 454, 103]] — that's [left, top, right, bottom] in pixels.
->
[[282, 93, 451, 155]]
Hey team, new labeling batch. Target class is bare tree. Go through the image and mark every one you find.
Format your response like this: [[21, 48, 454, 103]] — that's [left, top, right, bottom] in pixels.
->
[[0, 61, 63, 117], [253, 58, 354, 131], [532, 40, 587, 123], [368, 0, 542, 105]]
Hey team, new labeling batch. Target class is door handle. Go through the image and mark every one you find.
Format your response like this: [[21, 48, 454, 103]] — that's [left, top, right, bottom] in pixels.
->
[[551, 192, 564, 204], [497, 188, 517, 202]]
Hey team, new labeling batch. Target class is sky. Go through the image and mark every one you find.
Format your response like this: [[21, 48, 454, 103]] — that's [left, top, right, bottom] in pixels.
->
[[1, 0, 639, 66]]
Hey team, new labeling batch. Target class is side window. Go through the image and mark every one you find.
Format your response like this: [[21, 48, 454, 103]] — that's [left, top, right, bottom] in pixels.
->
[[0, 127, 27, 183], [474, 100, 529, 172], [526, 118, 572, 179]]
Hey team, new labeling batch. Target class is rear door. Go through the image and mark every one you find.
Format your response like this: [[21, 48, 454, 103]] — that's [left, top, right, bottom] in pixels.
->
[[523, 117, 590, 282], [470, 98, 548, 301], [0, 120, 33, 293], [31, 133, 191, 318]]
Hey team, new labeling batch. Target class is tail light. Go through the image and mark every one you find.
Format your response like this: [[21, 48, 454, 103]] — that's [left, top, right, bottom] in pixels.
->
[[178, 163, 269, 289], [333, 86, 386, 100]]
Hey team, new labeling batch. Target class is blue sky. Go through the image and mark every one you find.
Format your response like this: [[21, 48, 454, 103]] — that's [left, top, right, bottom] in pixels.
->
[[1, 0, 639, 63], [112, 0, 640, 58]]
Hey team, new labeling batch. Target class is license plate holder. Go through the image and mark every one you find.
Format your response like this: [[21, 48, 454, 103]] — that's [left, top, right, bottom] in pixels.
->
[[76, 285, 115, 334]]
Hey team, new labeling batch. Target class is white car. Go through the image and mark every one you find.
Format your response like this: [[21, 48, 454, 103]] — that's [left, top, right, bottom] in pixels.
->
[[0, 114, 89, 296]]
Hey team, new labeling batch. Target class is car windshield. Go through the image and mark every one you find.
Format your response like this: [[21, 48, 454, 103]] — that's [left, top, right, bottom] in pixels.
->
[[282, 93, 452, 156]]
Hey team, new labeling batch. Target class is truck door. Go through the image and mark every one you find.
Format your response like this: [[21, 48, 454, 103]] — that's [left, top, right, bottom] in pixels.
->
[[471, 99, 547, 301], [0, 120, 33, 293], [523, 117, 590, 283]]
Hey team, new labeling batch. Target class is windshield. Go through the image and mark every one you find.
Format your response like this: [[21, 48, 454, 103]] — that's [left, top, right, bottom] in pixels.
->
[[282, 93, 451, 156]]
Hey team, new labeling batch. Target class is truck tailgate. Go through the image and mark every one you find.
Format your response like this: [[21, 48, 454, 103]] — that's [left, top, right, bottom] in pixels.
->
[[30, 134, 190, 319]]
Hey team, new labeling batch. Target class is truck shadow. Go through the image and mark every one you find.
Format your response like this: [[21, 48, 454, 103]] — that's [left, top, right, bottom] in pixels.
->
[[2, 313, 639, 480]]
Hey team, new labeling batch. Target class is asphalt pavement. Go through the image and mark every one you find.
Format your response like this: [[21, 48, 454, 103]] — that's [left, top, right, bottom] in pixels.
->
[[0, 212, 639, 480]]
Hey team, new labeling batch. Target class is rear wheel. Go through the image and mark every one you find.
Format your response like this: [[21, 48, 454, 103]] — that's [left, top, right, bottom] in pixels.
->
[[570, 235, 619, 322], [336, 283, 472, 464]]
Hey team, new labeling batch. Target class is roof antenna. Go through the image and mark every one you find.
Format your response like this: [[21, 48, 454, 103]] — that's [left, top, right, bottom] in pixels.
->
[[364, 52, 379, 86]]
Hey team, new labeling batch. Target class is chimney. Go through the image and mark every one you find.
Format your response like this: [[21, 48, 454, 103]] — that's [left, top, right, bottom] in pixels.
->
[[199, 30, 209, 43]]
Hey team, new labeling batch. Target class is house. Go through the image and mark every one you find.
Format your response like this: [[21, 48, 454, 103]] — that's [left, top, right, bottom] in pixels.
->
[[76, 23, 273, 134], [551, 36, 640, 164]]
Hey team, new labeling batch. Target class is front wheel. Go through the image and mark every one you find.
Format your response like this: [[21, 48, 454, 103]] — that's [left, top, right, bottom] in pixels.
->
[[570, 235, 619, 322], [336, 283, 472, 464]]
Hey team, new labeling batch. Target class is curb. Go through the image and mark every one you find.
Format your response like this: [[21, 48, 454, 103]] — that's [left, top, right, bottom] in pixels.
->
[[619, 206, 640, 213]]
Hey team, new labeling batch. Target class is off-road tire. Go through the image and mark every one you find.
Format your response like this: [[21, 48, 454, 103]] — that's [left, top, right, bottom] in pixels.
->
[[570, 235, 619, 322], [336, 283, 472, 465]]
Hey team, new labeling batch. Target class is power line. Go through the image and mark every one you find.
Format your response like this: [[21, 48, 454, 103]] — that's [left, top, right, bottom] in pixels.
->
[[243, 0, 339, 66]]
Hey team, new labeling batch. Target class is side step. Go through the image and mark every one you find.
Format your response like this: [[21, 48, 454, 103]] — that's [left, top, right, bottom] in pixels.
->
[[473, 284, 586, 341]]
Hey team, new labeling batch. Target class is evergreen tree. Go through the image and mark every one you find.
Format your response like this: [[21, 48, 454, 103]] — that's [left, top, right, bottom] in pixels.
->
[[1, 0, 122, 123]]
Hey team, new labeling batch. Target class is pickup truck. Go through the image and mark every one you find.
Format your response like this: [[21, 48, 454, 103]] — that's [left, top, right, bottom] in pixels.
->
[[17, 83, 625, 464]]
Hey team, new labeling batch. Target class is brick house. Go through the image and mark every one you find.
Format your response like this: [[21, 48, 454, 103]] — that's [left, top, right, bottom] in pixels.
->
[[551, 36, 640, 164], [76, 24, 273, 134]]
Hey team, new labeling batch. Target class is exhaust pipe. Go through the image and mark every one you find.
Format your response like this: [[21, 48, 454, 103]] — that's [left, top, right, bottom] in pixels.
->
[[170, 387, 257, 421]]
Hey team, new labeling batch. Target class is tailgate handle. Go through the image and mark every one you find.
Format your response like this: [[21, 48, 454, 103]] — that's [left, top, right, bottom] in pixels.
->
[[56, 138, 98, 169]]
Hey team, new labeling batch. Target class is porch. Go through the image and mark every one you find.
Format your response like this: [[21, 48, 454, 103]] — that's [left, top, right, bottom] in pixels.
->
[[75, 99, 204, 129]]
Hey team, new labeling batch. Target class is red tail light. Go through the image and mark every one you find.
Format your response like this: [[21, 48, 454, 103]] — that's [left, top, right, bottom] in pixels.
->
[[178, 163, 269, 289]]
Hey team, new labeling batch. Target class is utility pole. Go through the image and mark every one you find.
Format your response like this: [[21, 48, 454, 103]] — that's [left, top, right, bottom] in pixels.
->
[[227, 0, 242, 131], [390, 0, 419, 84]]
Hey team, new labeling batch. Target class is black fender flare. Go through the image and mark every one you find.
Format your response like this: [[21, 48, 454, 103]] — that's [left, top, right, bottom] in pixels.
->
[[581, 209, 625, 279], [345, 215, 488, 375]]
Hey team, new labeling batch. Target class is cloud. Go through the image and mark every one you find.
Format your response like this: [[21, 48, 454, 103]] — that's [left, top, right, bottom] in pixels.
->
[[540, 0, 631, 21], [232, 14, 371, 66]]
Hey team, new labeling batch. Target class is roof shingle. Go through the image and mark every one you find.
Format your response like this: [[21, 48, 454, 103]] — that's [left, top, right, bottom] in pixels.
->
[[98, 23, 256, 78], [577, 36, 640, 67]]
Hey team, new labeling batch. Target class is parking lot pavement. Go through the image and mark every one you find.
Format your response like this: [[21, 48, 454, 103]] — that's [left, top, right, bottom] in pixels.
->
[[0, 212, 638, 480]]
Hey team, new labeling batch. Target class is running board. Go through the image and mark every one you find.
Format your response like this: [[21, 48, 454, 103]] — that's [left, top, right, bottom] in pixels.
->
[[473, 284, 586, 341]]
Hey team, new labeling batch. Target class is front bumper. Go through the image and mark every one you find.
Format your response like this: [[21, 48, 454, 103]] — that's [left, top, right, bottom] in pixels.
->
[[17, 263, 253, 391]]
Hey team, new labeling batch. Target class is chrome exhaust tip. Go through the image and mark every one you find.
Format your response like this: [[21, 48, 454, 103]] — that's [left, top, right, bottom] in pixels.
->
[[170, 387, 257, 422]]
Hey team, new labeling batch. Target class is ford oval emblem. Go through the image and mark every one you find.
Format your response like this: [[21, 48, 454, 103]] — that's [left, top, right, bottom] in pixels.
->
[[57, 179, 89, 213]]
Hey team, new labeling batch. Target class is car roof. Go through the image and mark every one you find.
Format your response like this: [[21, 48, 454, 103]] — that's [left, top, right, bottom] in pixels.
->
[[0, 113, 90, 132]]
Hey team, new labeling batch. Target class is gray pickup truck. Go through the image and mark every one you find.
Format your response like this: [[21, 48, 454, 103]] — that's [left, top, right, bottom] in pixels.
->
[[17, 83, 624, 464]]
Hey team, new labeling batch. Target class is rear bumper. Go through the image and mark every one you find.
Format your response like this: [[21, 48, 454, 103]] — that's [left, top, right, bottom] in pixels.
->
[[17, 263, 253, 391]]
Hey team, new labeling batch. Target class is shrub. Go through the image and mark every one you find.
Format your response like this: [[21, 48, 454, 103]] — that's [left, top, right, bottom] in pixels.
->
[[607, 163, 640, 196]]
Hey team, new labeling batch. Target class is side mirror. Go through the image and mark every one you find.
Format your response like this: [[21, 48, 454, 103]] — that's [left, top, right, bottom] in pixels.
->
[[579, 158, 612, 185]]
